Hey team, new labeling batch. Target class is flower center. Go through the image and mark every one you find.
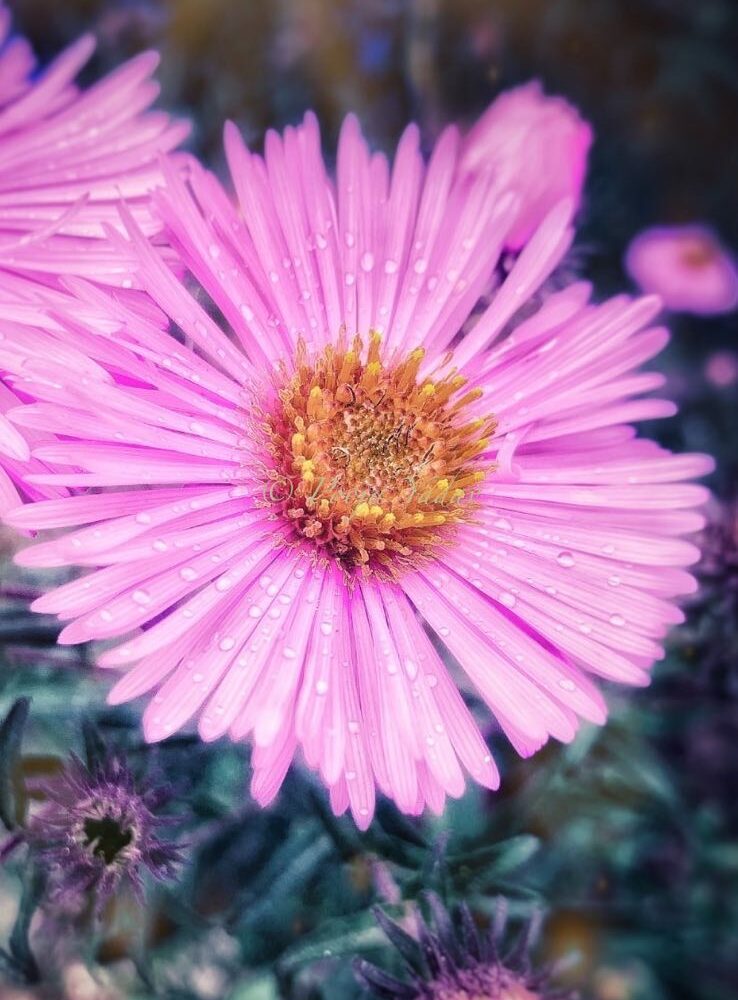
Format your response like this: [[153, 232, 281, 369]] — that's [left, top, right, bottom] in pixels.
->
[[433, 972, 540, 1000], [83, 814, 134, 865], [259, 334, 495, 577], [680, 235, 718, 269]]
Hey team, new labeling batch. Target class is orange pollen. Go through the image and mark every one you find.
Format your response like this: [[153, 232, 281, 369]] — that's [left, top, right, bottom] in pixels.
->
[[259, 335, 496, 577]]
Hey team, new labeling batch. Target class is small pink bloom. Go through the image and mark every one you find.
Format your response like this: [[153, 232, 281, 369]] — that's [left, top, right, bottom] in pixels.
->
[[460, 81, 592, 250], [0, 109, 712, 827], [625, 225, 738, 316], [705, 350, 738, 388]]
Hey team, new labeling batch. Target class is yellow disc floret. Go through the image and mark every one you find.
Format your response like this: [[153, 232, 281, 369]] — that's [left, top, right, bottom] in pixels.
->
[[259, 335, 496, 577]]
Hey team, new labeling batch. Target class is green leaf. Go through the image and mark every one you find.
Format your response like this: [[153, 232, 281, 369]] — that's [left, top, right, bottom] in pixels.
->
[[228, 973, 280, 1000], [447, 834, 540, 876], [0, 696, 31, 830], [8, 863, 45, 982], [82, 717, 108, 770]]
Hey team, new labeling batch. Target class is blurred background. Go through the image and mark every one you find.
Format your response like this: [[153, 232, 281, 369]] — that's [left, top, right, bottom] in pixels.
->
[[2, 2, 737, 999]]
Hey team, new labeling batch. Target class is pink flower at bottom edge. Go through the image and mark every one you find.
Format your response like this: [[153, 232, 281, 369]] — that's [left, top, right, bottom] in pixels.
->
[[0, 110, 713, 828], [625, 225, 738, 316]]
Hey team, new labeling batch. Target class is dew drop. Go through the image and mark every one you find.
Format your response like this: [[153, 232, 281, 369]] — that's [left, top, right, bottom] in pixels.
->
[[556, 551, 575, 568]]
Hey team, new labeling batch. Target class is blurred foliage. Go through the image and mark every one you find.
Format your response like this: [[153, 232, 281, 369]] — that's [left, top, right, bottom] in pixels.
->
[[2, 1, 737, 998]]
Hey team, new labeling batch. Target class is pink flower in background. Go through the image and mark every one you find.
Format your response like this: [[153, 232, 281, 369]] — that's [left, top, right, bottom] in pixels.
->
[[460, 81, 592, 250], [625, 225, 738, 316], [0, 1, 188, 284], [0, 1, 187, 511], [1, 110, 711, 827], [705, 350, 738, 388]]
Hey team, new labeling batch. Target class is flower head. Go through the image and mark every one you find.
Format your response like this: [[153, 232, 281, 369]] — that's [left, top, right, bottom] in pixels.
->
[[1, 108, 711, 826], [354, 894, 571, 1000], [460, 81, 592, 250], [625, 225, 738, 316], [28, 752, 180, 910]]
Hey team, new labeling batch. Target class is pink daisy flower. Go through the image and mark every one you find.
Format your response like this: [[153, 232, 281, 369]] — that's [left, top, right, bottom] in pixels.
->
[[460, 81, 592, 251], [1, 111, 712, 828], [0, 1, 188, 284], [625, 225, 738, 316], [0, 2, 186, 512]]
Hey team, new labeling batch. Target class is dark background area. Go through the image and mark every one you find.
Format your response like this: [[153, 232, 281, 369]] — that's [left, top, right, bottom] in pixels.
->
[[2, 2, 737, 999]]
